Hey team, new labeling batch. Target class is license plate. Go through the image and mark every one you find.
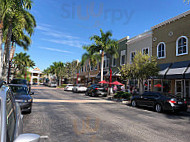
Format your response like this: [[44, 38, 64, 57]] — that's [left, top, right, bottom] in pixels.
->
[[178, 102, 183, 104]]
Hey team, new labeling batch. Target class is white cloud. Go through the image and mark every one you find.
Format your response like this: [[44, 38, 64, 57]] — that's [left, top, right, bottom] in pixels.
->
[[38, 47, 73, 54], [36, 24, 88, 48]]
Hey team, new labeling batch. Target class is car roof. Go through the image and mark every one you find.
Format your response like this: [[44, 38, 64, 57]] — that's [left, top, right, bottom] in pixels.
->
[[9, 84, 28, 87]]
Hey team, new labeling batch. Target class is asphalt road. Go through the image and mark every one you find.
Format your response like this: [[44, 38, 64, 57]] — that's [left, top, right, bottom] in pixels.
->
[[23, 86, 190, 142]]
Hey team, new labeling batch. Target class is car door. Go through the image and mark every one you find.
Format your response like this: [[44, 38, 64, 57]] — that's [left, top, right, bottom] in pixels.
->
[[138, 92, 150, 106], [6, 90, 17, 142]]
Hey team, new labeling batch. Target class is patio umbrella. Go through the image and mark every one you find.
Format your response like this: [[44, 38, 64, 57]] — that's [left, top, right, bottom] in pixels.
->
[[98, 80, 108, 84], [111, 81, 124, 86], [154, 84, 162, 88]]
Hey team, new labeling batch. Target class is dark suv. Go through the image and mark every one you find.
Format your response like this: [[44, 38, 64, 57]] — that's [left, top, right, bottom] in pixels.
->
[[85, 84, 107, 97], [131, 91, 188, 113]]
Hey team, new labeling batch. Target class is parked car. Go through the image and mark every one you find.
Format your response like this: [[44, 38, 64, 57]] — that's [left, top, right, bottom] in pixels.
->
[[85, 84, 107, 97], [48, 81, 57, 87], [0, 80, 40, 142], [131, 91, 188, 113], [9, 84, 33, 114], [11, 78, 31, 92], [64, 84, 74, 91], [72, 84, 87, 93]]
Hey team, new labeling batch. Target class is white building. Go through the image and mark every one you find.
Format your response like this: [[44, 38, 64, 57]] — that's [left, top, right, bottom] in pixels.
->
[[29, 67, 43, 85]]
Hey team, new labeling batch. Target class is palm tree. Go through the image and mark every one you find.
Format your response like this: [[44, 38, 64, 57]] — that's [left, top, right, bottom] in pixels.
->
[[13, 52, 35, 79], [81, 45, 100, 85], [2, 0, 35, 81], [89, 29, 118, 81]]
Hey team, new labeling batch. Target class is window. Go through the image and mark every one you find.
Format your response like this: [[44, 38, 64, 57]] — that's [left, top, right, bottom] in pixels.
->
[[120, 50, 126, 65], [6, 91, 16, 142], [112, 56, 116, 67], [84, 66, 86, 72], [142, 48, 149, 55], [130, 51, 136, 63], [81, 67, 83, 72], [157, 42, 166, 59], [176, 36, 188, 56]]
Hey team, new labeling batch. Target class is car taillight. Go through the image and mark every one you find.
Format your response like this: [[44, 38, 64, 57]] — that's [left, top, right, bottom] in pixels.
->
[[167, 100, 176, 104], [95, 88, 98, 90], [184, 101, 187, 104]]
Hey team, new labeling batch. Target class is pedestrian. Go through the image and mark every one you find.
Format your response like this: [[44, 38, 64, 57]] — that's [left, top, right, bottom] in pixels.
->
[[113, 85, 117, 93], [121, 85, 125, 92]]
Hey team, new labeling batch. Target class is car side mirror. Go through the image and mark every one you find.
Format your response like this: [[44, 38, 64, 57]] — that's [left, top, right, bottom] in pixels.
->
[[14, 133, 40, 142], [30, 92, 34, 95]]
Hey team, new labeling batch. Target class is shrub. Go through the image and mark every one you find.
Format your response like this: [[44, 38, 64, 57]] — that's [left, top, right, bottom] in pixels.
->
[[114, 91, 132, 101]]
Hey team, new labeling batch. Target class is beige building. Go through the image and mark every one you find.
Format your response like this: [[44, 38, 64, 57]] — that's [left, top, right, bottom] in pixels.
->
[[152, 10, 190, 101]]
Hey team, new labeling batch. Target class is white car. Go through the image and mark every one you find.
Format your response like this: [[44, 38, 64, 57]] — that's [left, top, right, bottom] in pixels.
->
[[72, 85, 87, 93], [64, 84, 74, 91]]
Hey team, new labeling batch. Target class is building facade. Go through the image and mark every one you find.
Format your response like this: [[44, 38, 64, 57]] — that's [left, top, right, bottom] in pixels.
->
[[29, 67, 43, 85], [152, 10, 190, 101], [126, 31, 152, 90]]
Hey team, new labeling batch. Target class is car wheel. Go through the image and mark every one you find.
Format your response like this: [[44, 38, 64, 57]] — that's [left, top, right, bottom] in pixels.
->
[[85, 92, 88, 96], [92, 92, 95, 97], [131, 100, 137, 107], [155, 104, 162, 113]]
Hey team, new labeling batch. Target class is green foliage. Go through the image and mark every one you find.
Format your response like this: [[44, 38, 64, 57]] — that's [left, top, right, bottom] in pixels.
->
[[114, 91, 132, 100], [119, 52, 159, 81], [58, 84, 67, 88], [13, 52, 35, 76]]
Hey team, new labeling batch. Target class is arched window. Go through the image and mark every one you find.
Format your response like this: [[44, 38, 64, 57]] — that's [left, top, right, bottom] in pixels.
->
[[176, 36, 188, 56], [157, 42, 166, 59]]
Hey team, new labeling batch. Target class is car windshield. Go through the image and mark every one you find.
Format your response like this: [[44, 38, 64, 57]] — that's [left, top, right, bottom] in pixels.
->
[[10, 86, 28, 95], [11, 79, 27, 85]]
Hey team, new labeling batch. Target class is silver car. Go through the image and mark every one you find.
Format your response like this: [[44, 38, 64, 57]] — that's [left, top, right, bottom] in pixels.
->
[[0, 81, 40, 142]]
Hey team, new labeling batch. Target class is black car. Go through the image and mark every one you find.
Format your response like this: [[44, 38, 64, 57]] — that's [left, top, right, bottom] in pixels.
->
[[9, 84, 34, 114], [131, 91, 188, 113], [85, 84, 107, 97], [11, 78, 31, 92]]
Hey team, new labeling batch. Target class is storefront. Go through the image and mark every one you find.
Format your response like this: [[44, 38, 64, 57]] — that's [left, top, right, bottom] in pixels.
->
[[153, 61, 190, 101]]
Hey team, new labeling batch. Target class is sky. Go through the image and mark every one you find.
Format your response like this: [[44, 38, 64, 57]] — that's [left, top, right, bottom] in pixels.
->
[[15, 0, 190, 71]]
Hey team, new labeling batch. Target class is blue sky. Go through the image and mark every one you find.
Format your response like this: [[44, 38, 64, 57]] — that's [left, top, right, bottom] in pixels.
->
[[15, 0, 190, 71]]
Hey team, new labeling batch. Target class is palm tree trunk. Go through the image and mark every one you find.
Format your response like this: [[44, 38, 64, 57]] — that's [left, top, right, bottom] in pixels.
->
[[2, 23, 13, 81], [0, 21, 3, 79], [24, 67, 27, 79], [87, 60, 91, 86], [101, 51, 104, 82], [59, 77, 61, 86]]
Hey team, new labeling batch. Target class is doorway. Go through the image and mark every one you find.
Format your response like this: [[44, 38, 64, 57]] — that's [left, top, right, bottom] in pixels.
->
[[175, 80, 183, 98]]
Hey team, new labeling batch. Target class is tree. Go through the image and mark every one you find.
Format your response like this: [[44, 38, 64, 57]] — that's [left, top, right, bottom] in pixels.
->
[[119, 52, 159, 94], [13, 52, 35, 79], [45, 62, 66, 86], [81, 45, 100, 85], [0, 0, 35, 80], [89, 29, 118, 82]]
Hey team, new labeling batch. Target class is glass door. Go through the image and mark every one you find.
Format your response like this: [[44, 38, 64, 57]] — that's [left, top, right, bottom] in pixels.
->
[[175, 80, 183, 98], [185, 80, 190, 101]]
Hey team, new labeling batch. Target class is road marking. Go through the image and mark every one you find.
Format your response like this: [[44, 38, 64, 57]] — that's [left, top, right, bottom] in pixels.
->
[[33, 99, 115, 103]]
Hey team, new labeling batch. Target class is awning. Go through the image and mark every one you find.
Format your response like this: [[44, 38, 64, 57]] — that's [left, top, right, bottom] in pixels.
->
[[96, 71, 108, 78], [105, 70, 121, 77], [159, 63, 172, 78], [166, 60, 190, 79], [154, 63, 172, 79]]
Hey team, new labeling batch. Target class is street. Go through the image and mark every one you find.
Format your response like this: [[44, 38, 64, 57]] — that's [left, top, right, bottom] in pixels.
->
[[23, 86, 190, 142]]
